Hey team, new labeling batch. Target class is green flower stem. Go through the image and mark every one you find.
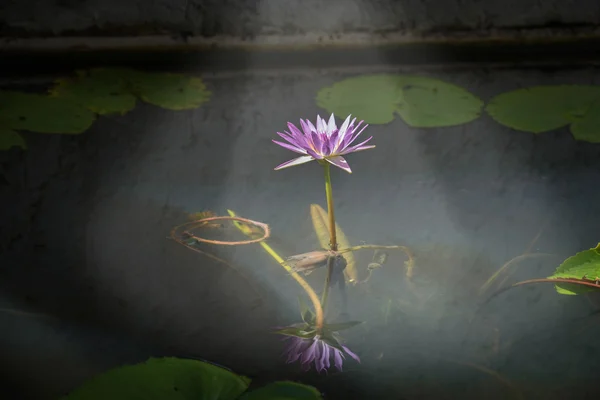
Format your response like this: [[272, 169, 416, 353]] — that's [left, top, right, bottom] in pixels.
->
[[319, 162, 338, 328]]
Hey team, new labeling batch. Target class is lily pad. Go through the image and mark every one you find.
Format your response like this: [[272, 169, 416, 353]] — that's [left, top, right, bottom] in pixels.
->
[[50, 68, 138, 115], [396, 78, 484, 127], [548, 243, 600, 295], [61, 357, 250, 400], [239, 381, 323, 400], [570, 98, 600, 143], [316, 74, 483, 127], [0, 128, 26, 150], [486, 85, 600, 139], [129, 71, 212, 110], [0, 91, 96, 134], [316, 75, 404, 124]]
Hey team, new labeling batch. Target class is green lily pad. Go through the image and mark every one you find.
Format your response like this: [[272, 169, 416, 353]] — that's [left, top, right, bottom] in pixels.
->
[[61, 357, 250, 400], [316, 75, 404, 124], [570, 98, 600, 143], [396, 78, 484, 127], [0, 91, 96, 134], [548, 243, 600, 295], [316, 74, 483, 126], [240, 381, 323, 400], [486, 85, 600, 137], [50, 68, 138, 115], [129, 71, 212, 110], [0, 128, 26, 150]]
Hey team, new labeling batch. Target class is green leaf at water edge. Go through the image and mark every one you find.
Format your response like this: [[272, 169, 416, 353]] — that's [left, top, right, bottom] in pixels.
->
[[316, 74, 483, 127], [61, 357, 250, 400], [485, 85, 600, 141], [128, 71, 212, 110], [50, 68, 138, 115], [548, 243, 600, 295], [0, 128, 26, 150], [0, 91, 96, 134], [239, 381, 323, 400]]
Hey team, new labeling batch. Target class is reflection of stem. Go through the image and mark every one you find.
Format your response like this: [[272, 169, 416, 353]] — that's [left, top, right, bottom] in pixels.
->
[[320, 163, 337, 329], [479, 219, 551, 295], [479, 253, 555, 295], [227, 210, 325, 332], [485, 277, 600, 305]]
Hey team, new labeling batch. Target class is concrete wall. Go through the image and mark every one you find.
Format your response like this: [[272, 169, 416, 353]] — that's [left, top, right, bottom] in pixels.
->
[[1, 0, 600, 37]]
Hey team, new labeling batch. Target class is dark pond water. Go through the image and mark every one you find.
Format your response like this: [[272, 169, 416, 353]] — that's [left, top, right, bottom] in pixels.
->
[[2, 59, 600, 399]]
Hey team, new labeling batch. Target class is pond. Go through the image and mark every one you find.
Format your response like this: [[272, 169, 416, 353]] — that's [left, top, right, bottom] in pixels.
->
[[1, 46, 600, 399]]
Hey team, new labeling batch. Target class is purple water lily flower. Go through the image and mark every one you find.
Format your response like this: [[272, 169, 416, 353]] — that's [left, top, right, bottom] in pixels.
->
[[282, 335, 360, 373], [272, 113, 374, 173]]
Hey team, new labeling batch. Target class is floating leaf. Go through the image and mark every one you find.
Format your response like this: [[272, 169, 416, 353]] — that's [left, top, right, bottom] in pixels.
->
[[0, 91, 95, 134], [61, 357, 250, 400], [129, 71, 211, 110], [486, 85, 600, 139], [396, 77, 484, 127], [239, 381, 323, 400], [0, 128, 26, 150], [548, 243, 600, 295], [316, 75, 404, 124], [310, 204, 357, 283], [316, 74, 483, 126], [50, 68, 138, 115], [570, 98, 600, 143]]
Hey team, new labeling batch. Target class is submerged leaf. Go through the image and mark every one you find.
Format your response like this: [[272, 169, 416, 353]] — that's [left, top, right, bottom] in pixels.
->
[[316, 74, 483, 126], [486, 85, 600, 140], [274, 326, 316, 339], [548, 243, 600, 295], [310, 204, 357, 283], [129, 71, 212, 110], [324, 320, 364, 332], [49, 68, 138, 115], [0, 91, 96, 134], [239, 381, 323, 400], [0, 128, 26, 150], [61, 357, 250, 400]]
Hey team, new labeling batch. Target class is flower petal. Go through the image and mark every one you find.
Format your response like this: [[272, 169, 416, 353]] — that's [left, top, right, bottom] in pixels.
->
[[325, 155, 352, 173], [338, 136, 375, 155], [274, 155, 315, 170], [301, 340, 318, 364], [287, 122, 304, 140], [333, 349, 344, 371], [276, 131, 303, 147], [326, 113, 337, 136], [342, 345, 361, 363], [333, 115, 352, 152], [272, 140, 307, 155], [304, 119, 317, 135], [316, 115, 327, 134]]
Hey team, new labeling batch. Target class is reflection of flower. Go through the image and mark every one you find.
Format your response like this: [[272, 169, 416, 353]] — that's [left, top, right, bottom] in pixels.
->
[[282, 335, 360, 372], [272, 114, 374, 173]]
